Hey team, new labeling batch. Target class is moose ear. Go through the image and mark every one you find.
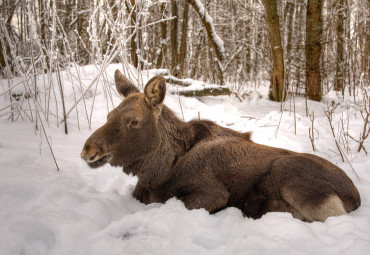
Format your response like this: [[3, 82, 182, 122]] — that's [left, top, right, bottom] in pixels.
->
[[114, 70, 140, 98], [144, 75, 166, 110]]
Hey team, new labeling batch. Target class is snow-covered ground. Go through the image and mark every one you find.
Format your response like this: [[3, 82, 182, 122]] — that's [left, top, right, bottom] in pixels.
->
[[0, 64, 369, 255]]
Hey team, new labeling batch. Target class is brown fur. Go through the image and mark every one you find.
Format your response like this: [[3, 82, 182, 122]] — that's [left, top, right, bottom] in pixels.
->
[[81, 70, 361, 222]]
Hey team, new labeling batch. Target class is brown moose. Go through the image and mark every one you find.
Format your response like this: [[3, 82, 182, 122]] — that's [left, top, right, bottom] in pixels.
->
[[81, 70, 361, 222]]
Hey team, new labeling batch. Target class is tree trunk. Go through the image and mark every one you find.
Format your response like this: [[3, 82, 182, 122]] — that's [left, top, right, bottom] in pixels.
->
[[367, 31, 370, 80], [365, 1, 370, 80], [306, 0, 323, 102], [0, 40, 5, 71], [39, 0, 50, 70], [284, 1, 294, 89], [170, 0, 178, 76], [77, 0, 91, 65], [104, 0, 118, 56], [156, 3, 167, 69], [128, 0, 138, 68], [56, 0, 72, 56], [334, 0, 345, 95], [177, 1, 190, 78], [262, 0, 285, 102], [191, 31, 204, 79]]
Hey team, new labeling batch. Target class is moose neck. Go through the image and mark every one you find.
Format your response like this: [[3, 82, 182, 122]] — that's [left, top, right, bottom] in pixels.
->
[[127, 105, 195, 189]]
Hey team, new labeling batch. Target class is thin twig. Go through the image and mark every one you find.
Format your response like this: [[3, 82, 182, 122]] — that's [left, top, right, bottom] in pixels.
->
[[308, 111, 316, 151], [36, 110, 60, 172], [324, 105, 345, 162]]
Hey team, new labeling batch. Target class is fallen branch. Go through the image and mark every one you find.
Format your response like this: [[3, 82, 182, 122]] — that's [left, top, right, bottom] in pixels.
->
[[176, 87, 231, 97], [165, 75, 193, 87]]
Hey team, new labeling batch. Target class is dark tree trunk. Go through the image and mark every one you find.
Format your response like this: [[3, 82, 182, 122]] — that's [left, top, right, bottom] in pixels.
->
[[156, 3, 167, 69], [77, 0, 91, 65], [0, 40, 5, 71], [306, 0, 323, 102], [262, 0, 285, 102], [177, 1, 190, 78], [128, 0, 138, 68], [170, 0, 178, 76]]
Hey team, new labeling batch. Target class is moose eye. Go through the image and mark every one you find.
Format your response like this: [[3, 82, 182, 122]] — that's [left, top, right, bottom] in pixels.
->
[[127, 119, 140, 129]]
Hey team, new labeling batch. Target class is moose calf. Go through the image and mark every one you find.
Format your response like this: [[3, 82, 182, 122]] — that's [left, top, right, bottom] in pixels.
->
[[81, 70, 361, 222]]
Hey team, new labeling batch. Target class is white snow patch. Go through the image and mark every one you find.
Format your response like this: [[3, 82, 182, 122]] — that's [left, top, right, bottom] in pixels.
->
[[0, 65, 370, 254]]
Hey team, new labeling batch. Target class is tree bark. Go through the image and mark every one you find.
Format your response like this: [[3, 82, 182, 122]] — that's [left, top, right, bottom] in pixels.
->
[[77, 0, 91, 65], [128, 0, 138, 68], [39, 0, 50, 70], [306, 0, 323, 102], [284, 1, 294, 87], [262, 0, 285, 102], [365, 0, 370, 80], [334, 0, 345, 94], [177, 1, 190, 78], [170, 0, 179, 76], [156, 3, 167, 69], [0, 40, 5, 71]]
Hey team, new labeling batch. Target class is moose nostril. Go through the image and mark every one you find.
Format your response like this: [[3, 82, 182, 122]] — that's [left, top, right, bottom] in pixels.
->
[[81, 141, 103, 162], [88, 153, 98, 162], [80, 149, 98, 162]]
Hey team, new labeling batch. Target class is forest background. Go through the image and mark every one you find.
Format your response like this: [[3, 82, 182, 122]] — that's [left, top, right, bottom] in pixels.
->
[[1, 0, 369, 103]]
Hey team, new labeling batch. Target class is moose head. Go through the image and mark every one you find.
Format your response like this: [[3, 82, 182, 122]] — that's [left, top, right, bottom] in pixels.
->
[[81, 70, 167, 169]]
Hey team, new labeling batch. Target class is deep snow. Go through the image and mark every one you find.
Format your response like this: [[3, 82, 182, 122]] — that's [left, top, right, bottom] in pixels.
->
[[0, 64, 370, 255]]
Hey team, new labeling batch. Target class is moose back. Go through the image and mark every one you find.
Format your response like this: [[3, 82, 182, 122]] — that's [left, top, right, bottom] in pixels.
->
[[81, 70, 361, 222]]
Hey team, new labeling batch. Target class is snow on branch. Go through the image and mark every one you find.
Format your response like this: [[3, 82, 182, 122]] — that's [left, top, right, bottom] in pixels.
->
[[187, 0, 225, 60], [187, 0, 225, 84]]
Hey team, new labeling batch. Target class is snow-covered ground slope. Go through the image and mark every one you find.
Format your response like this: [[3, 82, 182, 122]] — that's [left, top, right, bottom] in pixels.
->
[[0, 64, 369, 255]]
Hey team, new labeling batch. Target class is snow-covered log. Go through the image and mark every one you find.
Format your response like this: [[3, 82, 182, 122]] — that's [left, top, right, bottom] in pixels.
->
[[165, 75, 231, 97], [177, 87, 231, 97]]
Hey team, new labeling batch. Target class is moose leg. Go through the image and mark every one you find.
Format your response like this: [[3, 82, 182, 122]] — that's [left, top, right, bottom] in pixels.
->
[[280, 178, 346, 222], [133, 183, 151, 204], [133, 183, 166, 204], [179, 183, 230, 213]]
